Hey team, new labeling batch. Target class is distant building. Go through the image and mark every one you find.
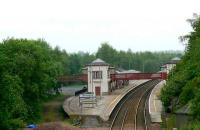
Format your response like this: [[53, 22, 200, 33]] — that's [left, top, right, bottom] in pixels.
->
[[85, 58, 115, 96], [160, 57, 181, 74]]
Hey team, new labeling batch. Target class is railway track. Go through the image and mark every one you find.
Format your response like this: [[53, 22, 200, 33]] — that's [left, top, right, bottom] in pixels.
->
[[109, 80, 160, 130]]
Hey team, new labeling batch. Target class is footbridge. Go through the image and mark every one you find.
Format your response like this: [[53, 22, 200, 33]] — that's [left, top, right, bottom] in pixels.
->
[[57, 72, 167, 83]]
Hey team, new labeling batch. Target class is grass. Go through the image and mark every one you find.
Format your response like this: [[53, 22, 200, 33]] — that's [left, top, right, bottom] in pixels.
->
[[41, 94, 69, 122], [165, 114, 176, 130], [40, 93, 82, 129]]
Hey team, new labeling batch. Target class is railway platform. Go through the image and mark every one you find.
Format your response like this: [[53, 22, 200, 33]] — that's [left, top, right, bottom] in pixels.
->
[[149, 80, 166, 122], [63, 80, 149, 121]]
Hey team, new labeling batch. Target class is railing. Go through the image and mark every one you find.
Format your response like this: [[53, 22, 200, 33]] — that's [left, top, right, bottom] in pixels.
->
[[79, 93, 97, 108]]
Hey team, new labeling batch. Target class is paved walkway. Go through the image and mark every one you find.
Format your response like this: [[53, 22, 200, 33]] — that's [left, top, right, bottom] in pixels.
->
[[63, 80, 149, 121], [149, 80, 166, 122]]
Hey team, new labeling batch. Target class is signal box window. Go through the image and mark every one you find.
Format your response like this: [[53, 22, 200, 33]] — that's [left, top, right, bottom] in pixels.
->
[[92, 71, 102, 79]]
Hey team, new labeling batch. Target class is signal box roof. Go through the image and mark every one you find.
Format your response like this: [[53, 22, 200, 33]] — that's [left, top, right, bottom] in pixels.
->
[[86, 58, 110, 66]]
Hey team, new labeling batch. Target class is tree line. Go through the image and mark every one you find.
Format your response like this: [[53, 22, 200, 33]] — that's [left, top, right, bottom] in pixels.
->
[[50, 43, 183, 75], [96, 43, 182, 72], [0, 38, 181, 129]]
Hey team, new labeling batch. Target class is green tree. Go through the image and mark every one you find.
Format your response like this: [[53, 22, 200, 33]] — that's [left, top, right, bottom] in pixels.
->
[[0, 38, 64, 129], [161, 14, 200, 120]]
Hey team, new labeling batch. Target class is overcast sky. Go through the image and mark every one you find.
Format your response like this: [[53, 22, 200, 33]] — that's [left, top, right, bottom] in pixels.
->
[[0, 0, 199, 53]]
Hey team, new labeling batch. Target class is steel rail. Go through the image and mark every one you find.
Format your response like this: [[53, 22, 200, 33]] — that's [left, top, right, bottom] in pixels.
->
[[134, 83, 154, 130], [110, 80, 156, 130], [109, 83, 141, 130], [144, 91, 149, 130], [144, 85, 154, 130], [135, 80, 159, 130], [120, 108, 128, 130]]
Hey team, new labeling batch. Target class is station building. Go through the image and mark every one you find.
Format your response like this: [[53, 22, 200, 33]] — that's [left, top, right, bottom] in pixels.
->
[[84, 58, 115, 96]]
